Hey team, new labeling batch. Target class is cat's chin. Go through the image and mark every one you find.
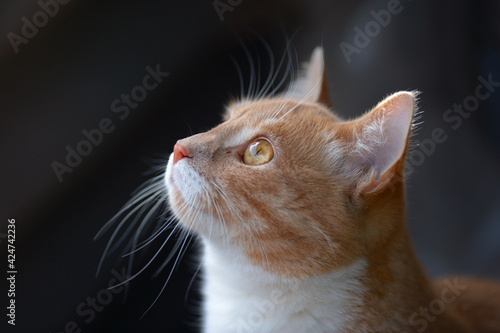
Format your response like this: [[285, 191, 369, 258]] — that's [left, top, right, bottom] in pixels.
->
[[165, 153, 223, 236], [165, 152, 204, 207], [174, 210, 223, 237]]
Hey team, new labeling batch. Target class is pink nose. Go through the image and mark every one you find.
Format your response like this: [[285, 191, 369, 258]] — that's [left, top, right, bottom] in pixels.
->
[[173, 142, 190, 164]]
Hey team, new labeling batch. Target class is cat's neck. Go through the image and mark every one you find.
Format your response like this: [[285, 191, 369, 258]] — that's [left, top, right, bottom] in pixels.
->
[[351, 183, 471, 332], [200, 185, 468, 332], [201, 239, 367, 332]]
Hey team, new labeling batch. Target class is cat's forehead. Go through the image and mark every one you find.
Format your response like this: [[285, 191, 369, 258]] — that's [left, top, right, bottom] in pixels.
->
[[218, 98, 340, 147], [227, 98, 339, 128], [227, 98, 335, 122]]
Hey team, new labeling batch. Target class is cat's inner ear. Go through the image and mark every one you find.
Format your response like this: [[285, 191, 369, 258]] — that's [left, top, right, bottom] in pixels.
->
[[283, 47, 331, 107], [348, 91, 416, 194]]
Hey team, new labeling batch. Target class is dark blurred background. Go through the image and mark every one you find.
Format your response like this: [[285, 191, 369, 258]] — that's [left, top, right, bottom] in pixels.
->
[[1, 0, 499, 332]]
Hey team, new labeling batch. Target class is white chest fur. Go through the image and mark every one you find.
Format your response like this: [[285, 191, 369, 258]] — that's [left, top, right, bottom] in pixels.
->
[[201, 241, 367, 333]]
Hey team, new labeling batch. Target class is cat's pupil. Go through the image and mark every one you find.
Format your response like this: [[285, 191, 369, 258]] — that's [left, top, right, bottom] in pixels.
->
[[249, 142, 260, 157]]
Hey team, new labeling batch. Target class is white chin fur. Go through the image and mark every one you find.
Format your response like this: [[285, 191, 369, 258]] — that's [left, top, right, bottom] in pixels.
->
[[165, 153, 204, 207]]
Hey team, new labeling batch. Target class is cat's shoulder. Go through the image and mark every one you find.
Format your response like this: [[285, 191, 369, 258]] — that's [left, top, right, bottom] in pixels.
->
[[432, 276, 500, 333]]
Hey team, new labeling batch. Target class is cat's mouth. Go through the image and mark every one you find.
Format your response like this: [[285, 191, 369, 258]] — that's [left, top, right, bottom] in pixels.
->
[[166, 162, 229, 235], [165, 154, 212, 215]]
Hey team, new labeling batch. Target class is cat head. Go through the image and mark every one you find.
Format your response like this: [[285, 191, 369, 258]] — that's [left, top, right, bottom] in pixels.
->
[[165, 47, 417, 278]]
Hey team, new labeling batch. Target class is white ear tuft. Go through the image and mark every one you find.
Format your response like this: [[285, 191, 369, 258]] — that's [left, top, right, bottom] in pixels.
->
[[283, 47, 330, 106], [351, 91, 415, 191]]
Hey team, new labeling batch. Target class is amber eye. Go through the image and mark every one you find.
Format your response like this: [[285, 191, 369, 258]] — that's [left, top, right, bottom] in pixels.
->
[[243, 139, 274, 165]]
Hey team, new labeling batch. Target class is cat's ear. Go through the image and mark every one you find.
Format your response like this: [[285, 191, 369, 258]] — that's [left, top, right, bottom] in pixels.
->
[[284, 47, 331, 106], [346, 91, 416, 194]]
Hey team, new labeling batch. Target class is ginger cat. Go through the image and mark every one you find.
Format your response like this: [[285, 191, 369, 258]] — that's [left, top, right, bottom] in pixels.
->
[[101, 47, 500, 332], [164, 47, 500, 332]]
